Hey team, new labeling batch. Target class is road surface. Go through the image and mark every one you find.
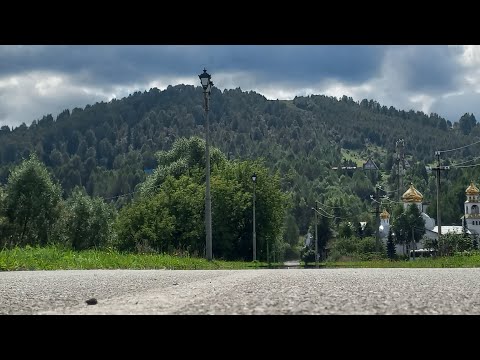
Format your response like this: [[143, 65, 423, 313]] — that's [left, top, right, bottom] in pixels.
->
[[2, 268, 480, 314]]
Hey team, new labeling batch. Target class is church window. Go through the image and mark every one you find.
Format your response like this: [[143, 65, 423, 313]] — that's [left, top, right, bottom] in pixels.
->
[[472, 205, 479, 214]]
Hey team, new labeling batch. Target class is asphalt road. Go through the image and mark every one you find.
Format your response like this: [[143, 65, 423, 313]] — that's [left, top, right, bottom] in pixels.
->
[[2, 268, 480, 314]]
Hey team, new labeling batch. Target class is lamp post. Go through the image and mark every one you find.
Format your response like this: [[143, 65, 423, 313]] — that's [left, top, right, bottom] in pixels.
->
[[199, 68, 213, 261], [410, 214, 424, 260], [252, 172, 257, 262], [312, 205, 319, 269]]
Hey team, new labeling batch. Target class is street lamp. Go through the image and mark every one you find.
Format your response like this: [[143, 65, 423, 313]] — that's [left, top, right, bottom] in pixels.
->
[[252, 172, 257, 262], [199, 68, 213, 261]]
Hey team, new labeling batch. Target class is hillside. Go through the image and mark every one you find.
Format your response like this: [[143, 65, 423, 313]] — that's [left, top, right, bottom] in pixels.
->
[[0, 84, 478, 232]]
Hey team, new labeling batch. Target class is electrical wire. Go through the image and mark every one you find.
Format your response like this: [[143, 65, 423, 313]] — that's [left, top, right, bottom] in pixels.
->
[[317, 202, 349, 218], [449, 163, 480, 169], [437, 139, 480, 154], [316, 201, 350, 210], [450, 156, 480, 167], [102, 183, 162, 201], [381, 196, 405, 205], [312, 206, 335, 219], [376, 185, 399, 195]]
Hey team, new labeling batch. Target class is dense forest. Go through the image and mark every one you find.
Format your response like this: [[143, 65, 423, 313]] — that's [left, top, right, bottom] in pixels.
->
[[1, 84, 479, 255]]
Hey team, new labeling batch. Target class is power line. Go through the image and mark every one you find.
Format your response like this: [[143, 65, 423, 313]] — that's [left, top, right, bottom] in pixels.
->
[[316, 201, 350, 210], [437, 139, 480, 154], [450, 163, 480, 169], [311, 202, 351, 221], [381, 196, 405, 205], [317, 202, 352, 220], [376, 185, 399, 195], [450, 156, 480, 167], [313, 205, 335, 219], [101, 184, 162, 201]]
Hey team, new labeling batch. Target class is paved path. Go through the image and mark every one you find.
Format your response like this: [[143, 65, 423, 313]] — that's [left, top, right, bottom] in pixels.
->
[[2, 268, 480, 314]]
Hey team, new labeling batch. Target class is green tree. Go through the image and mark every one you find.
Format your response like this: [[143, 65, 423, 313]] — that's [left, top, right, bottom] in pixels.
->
[[0, 185, 11, 247], [211, 177, 248, 258], [115, 190, 176, 253], [283, 214, 300, 246], [131, 137, 289, 260], [139, 136, 227, 196], [3, 154, 61, 247], [338, 221, 354, 238], [392, 204, 425, 253], [61, 187, 117, 250], [458, 113, 477, 135], [438, 232, 473, 256]]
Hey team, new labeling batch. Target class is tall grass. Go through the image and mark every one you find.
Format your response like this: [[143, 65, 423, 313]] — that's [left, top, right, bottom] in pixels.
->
[[3, 246, 480, 271], [324, 252, 480, 268], [0, 246, 264, 271]]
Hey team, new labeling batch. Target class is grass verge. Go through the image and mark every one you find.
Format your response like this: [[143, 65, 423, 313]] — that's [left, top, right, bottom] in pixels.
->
[[320, 253, 480, 268], [0, 246, 266, 271]]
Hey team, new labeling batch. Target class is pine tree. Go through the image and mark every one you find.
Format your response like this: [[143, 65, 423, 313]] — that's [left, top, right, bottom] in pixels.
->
[[387, 228, 396, 260]]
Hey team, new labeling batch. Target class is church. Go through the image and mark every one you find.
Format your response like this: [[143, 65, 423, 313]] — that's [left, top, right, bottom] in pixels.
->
[[379, 181, 479, 255]]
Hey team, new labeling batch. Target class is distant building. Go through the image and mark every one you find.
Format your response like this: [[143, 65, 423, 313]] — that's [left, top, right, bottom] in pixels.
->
[[379, 183, 435, 255], [375, 181, 480, 256], [363, 158, 378, 171], [425, 181, 480, 240], [305, 232, 312, 247]]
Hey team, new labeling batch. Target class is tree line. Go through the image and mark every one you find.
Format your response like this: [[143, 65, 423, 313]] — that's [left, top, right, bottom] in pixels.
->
[[1, 84, 480, 259], [0, 137, 289, 261]]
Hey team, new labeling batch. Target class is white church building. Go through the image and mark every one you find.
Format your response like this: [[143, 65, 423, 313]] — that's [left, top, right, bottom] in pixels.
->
[[380, 182, 480, 255]]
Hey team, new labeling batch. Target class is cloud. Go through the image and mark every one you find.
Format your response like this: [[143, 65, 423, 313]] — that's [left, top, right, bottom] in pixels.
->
[[0, 71, 109, 126], [0, 45, 385, 88], [431, 91, 480, 122], [381, 45, 463, 93], [0, 45, 479, 127]]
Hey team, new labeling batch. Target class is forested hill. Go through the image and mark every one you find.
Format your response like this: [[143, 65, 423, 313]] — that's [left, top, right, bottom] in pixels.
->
[[0, 84, 478, 232]]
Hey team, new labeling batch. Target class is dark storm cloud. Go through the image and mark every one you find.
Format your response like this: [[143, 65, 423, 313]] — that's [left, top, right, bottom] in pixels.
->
[[0, 45, 475, 127], [0, 45, 386, 87], [430, 92, 480, 123], [386, 46, 462, 93]]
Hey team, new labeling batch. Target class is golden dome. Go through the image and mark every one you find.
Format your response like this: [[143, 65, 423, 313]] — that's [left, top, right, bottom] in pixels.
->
[[402, 183, 423, 203], [466, 181, 479, 195], [380, 209, 390, 219]]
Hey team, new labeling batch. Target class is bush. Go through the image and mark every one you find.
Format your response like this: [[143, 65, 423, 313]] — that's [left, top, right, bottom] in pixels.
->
[[3, 154, 61, 247], [60, 187, 117, 250], [423, 233, 476, 257], [284, 243, 301, 260], [327, 236, 385, 261], [301, 247, 316, 264]]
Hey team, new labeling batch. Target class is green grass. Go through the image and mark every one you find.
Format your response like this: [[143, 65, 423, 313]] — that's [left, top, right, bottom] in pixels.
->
[[320, 253, 480, 268], [0, 246, 266, 271], [365, 144, 387, 158], [340, 149, 365, 167], [5, 246, 480, 271]]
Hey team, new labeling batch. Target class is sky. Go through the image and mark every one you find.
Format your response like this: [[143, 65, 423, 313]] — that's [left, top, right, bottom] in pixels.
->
[[1, 45, 480, 128]]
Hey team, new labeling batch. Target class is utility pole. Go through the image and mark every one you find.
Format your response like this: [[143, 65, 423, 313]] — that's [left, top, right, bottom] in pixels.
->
[[314, 201, 319, 269], [411, 227, 416, 260], [252, 174, 257, 262], [375, 185, 380, 252], [370, 185, 381, 252], [432, 151, 449, 256], [396, 139, 405, 201], [267, 239, 270, 266]]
